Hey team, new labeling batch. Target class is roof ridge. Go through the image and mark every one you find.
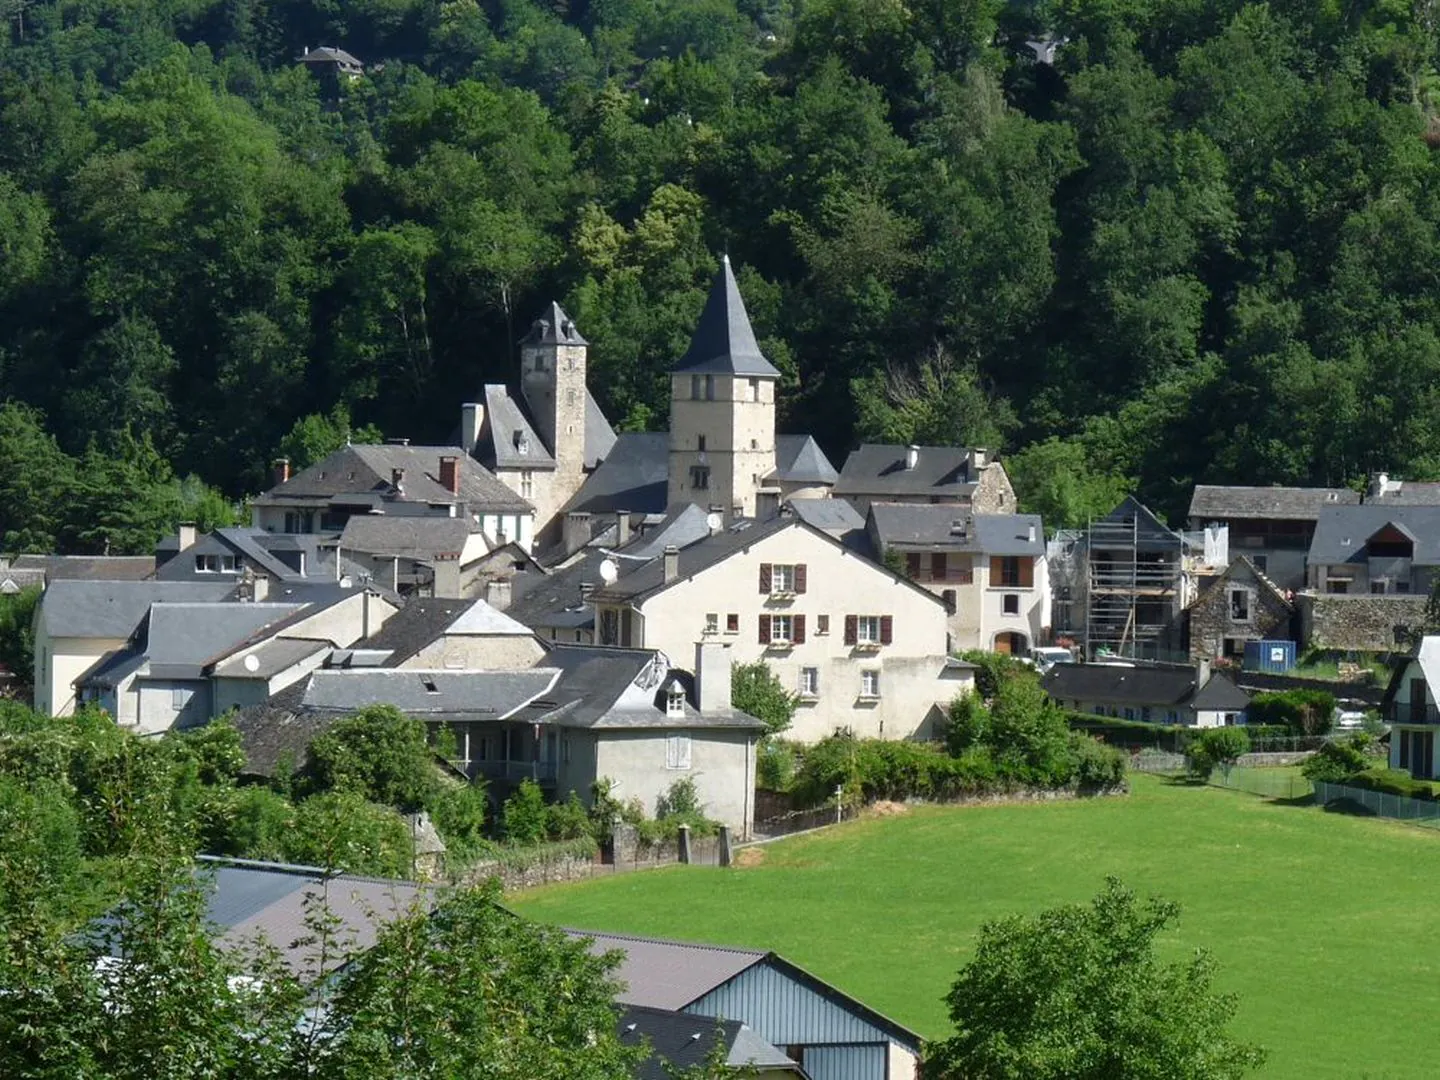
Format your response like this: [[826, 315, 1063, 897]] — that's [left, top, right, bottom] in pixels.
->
[[565, 926, 768, 957]]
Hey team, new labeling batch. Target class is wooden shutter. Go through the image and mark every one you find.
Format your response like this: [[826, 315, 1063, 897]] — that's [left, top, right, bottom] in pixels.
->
[[990, 555, 1005, 584], [880, 615, 893, 645], [758, 614, 771, 644], [759, 563, 772, 593], [1019, 557, 1034, 588], [794, 564, 807, 593], [844, 615, 858, 645], [792, 614, 806, 644]]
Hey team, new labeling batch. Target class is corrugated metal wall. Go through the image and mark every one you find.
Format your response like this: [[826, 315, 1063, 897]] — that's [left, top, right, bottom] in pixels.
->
[[685, 962, 887, 1046], [802, 1043, 887, 1080]]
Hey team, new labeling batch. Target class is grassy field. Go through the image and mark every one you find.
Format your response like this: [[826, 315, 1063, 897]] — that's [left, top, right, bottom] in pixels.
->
[[514, 774, 1440, 1080]]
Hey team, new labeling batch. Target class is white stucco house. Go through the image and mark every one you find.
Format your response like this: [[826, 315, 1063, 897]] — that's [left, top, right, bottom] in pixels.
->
[[1382, 638, 1440, 780]]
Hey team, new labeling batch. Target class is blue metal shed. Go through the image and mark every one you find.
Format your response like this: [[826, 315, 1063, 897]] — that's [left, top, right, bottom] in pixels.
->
[[1244, 639, 1296, 674]]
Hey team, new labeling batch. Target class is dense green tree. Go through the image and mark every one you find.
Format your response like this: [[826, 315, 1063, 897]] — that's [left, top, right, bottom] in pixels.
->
[[730, 660, 797, 736], [304, 704, 441, 812]]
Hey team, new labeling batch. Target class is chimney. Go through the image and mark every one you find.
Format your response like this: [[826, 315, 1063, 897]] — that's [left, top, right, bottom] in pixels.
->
[[177, 523, 198, 552], [1027, 523, 1037, 544], [431, 558, 461, 598], [251, 574, 270, 603], [271, 458, 291, 486], [439, 455, 460, 496], [905, 445, 919, 471], [485, 578, 513, 611], [1368, 471, 1392, 498], [663, 545, 679, 583], [460, 403, 484, 455], [391, 467, 405, 494], [563, 511, 592, 554], [695, 641, 730, 714], [1195, 656, 1212, 689], [386, 437, 411, 446], [616, 511, 631, 547], [969, 447, 990, 474]]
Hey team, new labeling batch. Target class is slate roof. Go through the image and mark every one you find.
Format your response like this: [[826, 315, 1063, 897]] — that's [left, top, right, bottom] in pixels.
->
[[254, 444, 530, 514], [12, 554, 157, 581], [673, 256, 780, 378], [584, 392, 618, 468], [481, 383, 555, 470], [339, 516, 474, 561], [787, 497, 864, 535], [1367, 480, 1440, 506], [573, 929, 767, 1009], [1188, 484, 1360, 522], [299, 46, 362, 67], [353, 596, 532, 666], [0, 566, 45, 593], [232, 681, 326, 776], [868, 504, 1044, 555], [506, 549, 609, 633], [560, 432, 670, 516], [143, 602, 304, 679], [299, 668, 559, 717], [1043, 664, 1251, 710], [833, 445, 978, 498], [1094, 496, 1183, 551], [1189, 556, 1293, 613], [620, 1006, 796, 1078], [1308, 504, 1440, 566], [211, 637, 331, 680], [769, 435, 838, 486], [40, 580, 236, 639], [520, 301, 587, 346]]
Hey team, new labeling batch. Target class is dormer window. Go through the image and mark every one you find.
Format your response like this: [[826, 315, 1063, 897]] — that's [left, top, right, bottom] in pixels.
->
[[514, 430, 530, 454], [666, 687, 686, 717]]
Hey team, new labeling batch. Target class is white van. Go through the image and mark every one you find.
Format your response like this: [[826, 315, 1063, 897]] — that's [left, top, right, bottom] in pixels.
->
[[1030, 646, 1076, 673]]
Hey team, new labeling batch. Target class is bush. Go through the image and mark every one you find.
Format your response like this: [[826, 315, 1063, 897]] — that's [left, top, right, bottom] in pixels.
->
[[205, 784, 293, 861], [545, 790, 593, 841], [1069, 734, 1127, 789], [731, 661, 797, 735], [501, 779, 549, 845], [1344, 768, 1440, 801], [304, 705, 440, 811], [429, 781, 491, 861], [283, 791, 414, 878], [165, 718, 246, 786], [945, 693, 991, 755], [960, 650, 1035, 699], [1246, 690, 1336, 735], [1187, 727, 1251, 780], [1301, 737, 1373, 784], [757, 738, 798, 791]]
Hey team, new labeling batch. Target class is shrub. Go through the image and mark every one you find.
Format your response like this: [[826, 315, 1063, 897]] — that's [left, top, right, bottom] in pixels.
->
[[1187, 727, 1251, 780], [960, 650, 1035, 699], [1301, 737, 1373, 784], [1246, 690, 1336, 735], [757, 739, 798, 791], [1344, 768, 1440, 801], [205, 784, 293, 860], [304, 705, 440, 811], [945, 693, 991, 755], [1069, 734, 1127, 789], [283, 791, 414, 878], [545, 790, 593, 841], [501, 779, 549, 845], [731, 661, 797, 735], [165, 717, 246, 786], [430, 781, 491, 861]]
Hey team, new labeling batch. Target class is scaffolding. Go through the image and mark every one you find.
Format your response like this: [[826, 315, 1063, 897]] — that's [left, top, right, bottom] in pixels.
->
[[1083, 513, 1185, 661]]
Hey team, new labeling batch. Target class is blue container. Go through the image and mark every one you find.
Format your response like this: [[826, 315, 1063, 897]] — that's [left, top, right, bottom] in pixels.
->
[[1244, 639, 1296, 674]]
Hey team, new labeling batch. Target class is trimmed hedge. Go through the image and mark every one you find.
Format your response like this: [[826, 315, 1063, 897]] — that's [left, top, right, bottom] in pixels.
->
[[1343, 768, 1440, 802]]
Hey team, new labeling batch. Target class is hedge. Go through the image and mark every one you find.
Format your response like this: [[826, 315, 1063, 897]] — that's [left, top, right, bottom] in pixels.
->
[[1342, 768, 1440, 802]]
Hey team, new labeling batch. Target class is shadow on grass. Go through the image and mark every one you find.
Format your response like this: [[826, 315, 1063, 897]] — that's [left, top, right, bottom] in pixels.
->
[[1319, 796, 1377, 817]]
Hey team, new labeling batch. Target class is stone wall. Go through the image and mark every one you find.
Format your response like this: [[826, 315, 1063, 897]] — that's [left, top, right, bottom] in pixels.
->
[[1299, 592, 1425, 651], [1189, 563, 1293, 660]]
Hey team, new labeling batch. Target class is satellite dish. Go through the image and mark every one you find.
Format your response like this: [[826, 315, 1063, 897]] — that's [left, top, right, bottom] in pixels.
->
[[705, 511, 722, 533], [243, 654, 260, 673], [599, 558, 619, 584]]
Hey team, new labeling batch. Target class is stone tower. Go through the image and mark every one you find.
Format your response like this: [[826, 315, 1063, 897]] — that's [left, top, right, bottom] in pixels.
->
[[667, 256, 779, 523], [520, 302, 588, 495]]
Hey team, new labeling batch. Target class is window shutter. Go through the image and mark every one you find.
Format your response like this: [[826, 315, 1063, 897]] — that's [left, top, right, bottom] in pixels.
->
[[880, 615, 894, 645], [759, 563, 772, 594], [1019, 557, 1034, 588], [759, 614, 771, 644], [794, 564, 807, 593], [844, 615, 858, 645], [793, 614, 806, 644], [990, 555, 1005, 582]]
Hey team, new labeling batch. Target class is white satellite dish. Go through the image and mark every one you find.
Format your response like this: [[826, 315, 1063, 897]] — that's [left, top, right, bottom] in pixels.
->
[[243, 654, 261, 673], [705, 511, 722, 533], [599, 558, 619, 584]]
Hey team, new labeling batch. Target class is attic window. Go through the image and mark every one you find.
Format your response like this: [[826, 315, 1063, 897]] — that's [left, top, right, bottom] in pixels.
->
[[514, 431, 530, 454], [666, 687, 685, 718], [421, 677, 439, 694]]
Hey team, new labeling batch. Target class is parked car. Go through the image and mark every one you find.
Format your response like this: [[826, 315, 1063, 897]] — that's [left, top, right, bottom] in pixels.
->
[[1030, 646, 1076, 674], [1334, 710, 1368, 731]]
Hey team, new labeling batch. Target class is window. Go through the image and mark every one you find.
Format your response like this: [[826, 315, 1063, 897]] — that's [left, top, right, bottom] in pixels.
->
[[665, 733, 692, 770], [172, 687, 193, 710], [770, 614, 793, 643], [534, 353, 548, 371], [749, 377, 760, 400], [515, 431, 530, 454], [772, 564, 794, 593], [195, 554, 238, 573], [705, 375, 716, 400], [857, 616, 881, 643], [1326, 577, 1351, 594], [1166, 710, 1180, 723], [726, 613, 739, 633], [992, 556, 1033, 588], [860, 670, 880, 698], [845, 615, 892, 646], [690, 466, 710, 490], [1124, 707, 1136, 720], [666, 688, 686, 717], [1230, 589, 1250, 621], [1002, 594, 1020, 615], [283, 511, 313, 534], [697, 435, 707, 452], [799, 667, 819, 697], [1371, 581, 1387, 595], [816, 614, 830, 635], [704, 612, 718, 634], [691, 374, 703, 399], [759, 563, 807, 594], [520, 469, 534, 498]]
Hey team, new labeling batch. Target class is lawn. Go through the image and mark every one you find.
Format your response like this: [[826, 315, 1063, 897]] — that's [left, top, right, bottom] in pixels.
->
[[513, 774, 1440, 1080]]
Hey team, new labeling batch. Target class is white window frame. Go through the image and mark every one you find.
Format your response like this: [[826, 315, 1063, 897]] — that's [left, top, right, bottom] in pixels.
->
[[172, 687, 193, 710], [771, 564, 794, 593], [665, 733, 692, 770], [704, 613, 719, 635], [799, 667, 819, 698], [857, 615, 882, 644], [666, 689, 686, 718], [860, 670, 880, 699], [770, 614, 793, 644], [520, 469, 534, 498]]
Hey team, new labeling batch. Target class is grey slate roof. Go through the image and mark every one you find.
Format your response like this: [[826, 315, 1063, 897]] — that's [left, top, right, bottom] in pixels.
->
[[211, 638, 330, 680], [143, 602, 304, 679], [1095, 496, 1183, 551], [833, 445, 977, 498], [1043, 664, 1251, 710], [572, 929, 766, 1009], [584, 391, 618, 468], [672, 256, 780, 378], [589, 516, 796, 604], [482, 383, 555, 470], [868, 504, 1044, 555], [1308, 504, 1440, 566], [769, 435, 838, 486], [232, 681, 325, 776], [1367, 480, 1440, 505], [300, 667, 559, 717], [1188, 484, 1360, 522], [621, 1006, 796, 1078], [12, 554, 157, 581], [560, 432, 670, 516], [787, 497, 864, 534], [40, 580, 237, 639], [255, 444, 530, 514], [520, 301, 587, 346], [299, 46, 362, 67], [339, 516, 473, 561], [506, 550, 609, 633], [354, 596, 531, 666], [0, 566, 45, 593]]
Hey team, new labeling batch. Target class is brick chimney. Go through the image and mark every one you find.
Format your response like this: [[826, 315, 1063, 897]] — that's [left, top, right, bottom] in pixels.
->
[[439, 455, 460, 496], [271, 458, 290, 486]]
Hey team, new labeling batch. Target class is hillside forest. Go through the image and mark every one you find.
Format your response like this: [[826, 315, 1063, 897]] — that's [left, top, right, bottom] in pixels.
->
[[5, 0, 1440, 549]]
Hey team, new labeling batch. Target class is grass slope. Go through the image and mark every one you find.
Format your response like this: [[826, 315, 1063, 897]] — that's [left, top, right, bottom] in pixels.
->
[[514, 774, 1439, 1080]]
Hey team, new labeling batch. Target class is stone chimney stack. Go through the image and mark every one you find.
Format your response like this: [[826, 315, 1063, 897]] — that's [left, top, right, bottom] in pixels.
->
[[663, 545, 679, 583], [616, 511, 631, 547], [1196, 656, 1212, 688], [695, 640, 730, 714], [563, 511, 592, 554], [391, 468, 405, 494]]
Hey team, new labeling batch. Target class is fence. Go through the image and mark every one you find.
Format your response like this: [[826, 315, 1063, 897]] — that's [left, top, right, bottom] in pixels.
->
[[1312, 781, 1440, 827], [751, 802, 850, 840], [1209, 766, 1313, 801]]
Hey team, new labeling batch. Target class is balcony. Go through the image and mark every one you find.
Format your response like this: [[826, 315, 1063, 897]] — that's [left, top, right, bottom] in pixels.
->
[[474, 760, 558, 782], [1386, 704, 1440, 726], [912, 569, 974, 584]]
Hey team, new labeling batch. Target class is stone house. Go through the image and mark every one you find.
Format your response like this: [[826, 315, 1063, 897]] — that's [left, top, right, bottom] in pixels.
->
[[865, 504, 1050, 655], [585, 515, 973, 743], [1188, 484, 1359, 591], [832, 444, 1017, 517], [1187, 556, 1294, 662]]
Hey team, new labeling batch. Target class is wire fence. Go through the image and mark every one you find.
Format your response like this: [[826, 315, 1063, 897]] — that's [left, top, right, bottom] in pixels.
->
[[1209, 766, 1313, 801], [1312, 781, 1440, 827]]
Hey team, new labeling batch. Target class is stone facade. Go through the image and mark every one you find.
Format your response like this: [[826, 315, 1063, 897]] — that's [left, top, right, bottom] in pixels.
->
[[969, 459, 1019, 515], [519, 333, 588, 539], [667, 372, 778, 524], [1299, 592, 1426, 651], [1188, 558, 1293, 661]]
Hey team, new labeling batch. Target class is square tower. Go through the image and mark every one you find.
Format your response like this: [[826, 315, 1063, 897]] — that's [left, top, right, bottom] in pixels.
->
[[667, 257, 779, 522], [520, 302, 588, 485]]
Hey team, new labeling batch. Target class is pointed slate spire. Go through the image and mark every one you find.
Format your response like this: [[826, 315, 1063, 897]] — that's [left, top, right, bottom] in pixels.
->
[[673, 255, 780, 377], [520, 301, 587, 346]]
